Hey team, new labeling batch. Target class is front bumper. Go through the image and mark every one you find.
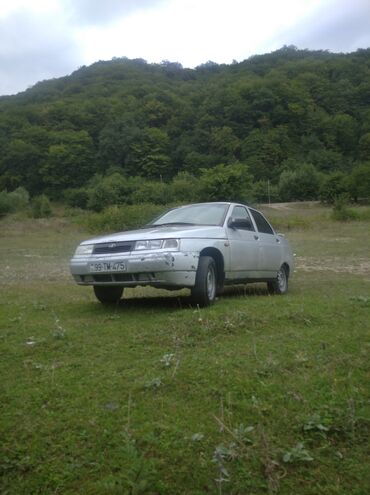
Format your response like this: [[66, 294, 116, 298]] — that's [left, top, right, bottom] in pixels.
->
[[70, 251, 199, 289]]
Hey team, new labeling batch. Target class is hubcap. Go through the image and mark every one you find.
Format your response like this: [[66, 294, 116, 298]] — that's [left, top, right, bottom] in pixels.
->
[[277, 268, 287, 292], [206, 265, 216, 300]]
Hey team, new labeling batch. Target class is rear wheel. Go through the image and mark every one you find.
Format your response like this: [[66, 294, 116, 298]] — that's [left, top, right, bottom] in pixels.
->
[[267, 265, 288, 295], [93, 286, 123, 304], [191, 256, 217, 307]]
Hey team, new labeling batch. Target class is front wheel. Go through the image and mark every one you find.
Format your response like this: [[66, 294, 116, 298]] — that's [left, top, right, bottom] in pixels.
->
[[267, 265, 289, 295], [191, 256, 217, 307], [93, 286, 123, 304]]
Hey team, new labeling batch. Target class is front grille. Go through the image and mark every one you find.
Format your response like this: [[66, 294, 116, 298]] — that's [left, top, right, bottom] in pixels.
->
[[93, 274, 112, 282], [93, 241, 134, 254], [92, 274, 135, 283]]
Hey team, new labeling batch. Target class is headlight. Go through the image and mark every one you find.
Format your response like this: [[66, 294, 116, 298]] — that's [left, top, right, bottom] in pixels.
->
[[75, 244, 94, 255], [134, 239, 180, 251]]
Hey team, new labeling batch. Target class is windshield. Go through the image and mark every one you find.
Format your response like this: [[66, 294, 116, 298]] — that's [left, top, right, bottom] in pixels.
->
[[151, 203, 229, 227]]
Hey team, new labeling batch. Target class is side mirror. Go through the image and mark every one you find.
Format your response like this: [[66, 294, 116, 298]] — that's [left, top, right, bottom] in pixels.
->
[[228, 217, 253, 230]]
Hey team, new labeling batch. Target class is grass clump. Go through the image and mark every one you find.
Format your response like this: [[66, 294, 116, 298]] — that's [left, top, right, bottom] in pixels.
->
[[331, 196, 370, 222]]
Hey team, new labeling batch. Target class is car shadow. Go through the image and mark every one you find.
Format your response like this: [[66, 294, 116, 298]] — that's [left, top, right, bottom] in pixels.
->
[[109, 284, 271, 310]]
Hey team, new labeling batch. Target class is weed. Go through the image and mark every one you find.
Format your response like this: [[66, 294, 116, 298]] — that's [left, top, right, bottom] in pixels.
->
[[144, 377, 163, 390], [303, 413, 331, 435], [160, 353, 175, 368], [282, 443, 314, 463]]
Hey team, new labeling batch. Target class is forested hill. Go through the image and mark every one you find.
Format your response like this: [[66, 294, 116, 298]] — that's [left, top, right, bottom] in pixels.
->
[[1, 46, 370, 204]]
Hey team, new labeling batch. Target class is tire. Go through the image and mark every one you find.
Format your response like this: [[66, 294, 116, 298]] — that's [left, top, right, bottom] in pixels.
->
[[267, 265, 288, 295], [191, 256, 217, 307], [93, 286, 123, 304]]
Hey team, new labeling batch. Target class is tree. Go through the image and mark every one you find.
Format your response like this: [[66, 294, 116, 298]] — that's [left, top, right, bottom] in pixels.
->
[[278, 163, 321, 201], [41, 130, 95, 195], [319, 171, 348, 203], [348, 162, 370, 201], [198, 163, 253, 203]]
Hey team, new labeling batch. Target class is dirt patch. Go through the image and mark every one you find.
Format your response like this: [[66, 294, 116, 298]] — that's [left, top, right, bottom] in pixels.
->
[[296, 256, 370, 275]]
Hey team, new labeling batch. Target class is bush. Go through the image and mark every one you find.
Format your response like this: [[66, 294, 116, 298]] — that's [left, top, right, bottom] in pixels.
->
[[8, 187, 30, 210], [31, 195, 52, 218], [86, 173, 142, 211], [252, 180, 279, 203], [0, 187, 30, 216], [198, 163, 253, 203], [64, 188, 89, 209], [0, 191, 13, 216], [80, 203, 166, 233], [319, 172, 348, 204], [279, 163, 321, 202], [331, 196, 359, 221], [168, 172, 202, 203], [132, 181, 172, 204]]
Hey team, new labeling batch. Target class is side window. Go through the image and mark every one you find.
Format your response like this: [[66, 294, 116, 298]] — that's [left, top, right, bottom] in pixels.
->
[[231, 206, 254, 231], [250, 209, 274, 234]]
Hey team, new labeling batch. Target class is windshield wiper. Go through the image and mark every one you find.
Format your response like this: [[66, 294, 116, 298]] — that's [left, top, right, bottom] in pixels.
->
[[148, 222, 196, 227]]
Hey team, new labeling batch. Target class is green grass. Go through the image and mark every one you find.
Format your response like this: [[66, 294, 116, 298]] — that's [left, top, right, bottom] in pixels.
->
[[1, 205, 369, 494]]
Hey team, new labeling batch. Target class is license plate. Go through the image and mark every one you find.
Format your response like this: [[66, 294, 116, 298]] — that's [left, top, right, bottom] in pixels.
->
[[89, 261, 126, 272]]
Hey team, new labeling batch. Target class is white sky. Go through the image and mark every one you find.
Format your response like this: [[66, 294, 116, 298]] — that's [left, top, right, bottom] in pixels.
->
[[0, 0, 370, 95]]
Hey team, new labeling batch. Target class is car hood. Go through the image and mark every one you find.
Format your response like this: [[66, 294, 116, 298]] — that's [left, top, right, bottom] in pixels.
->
[[81, 225, 226, 245]]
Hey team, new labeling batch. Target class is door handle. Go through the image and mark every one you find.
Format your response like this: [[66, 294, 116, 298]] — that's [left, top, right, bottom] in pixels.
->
[[254, 235, 259, 240], [276, 238, 280, 243]]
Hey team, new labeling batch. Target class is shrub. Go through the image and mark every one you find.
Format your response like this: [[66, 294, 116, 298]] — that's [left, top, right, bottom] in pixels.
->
[[86, 173, 142, 211], [0, 191, 13, 216], [319, 172, 348, 204], [168, 172, 202, 203], [279, 163, 321, 201], [31, 195, 52, 218], [198, 163, 253, 203], [80, 203, 166, 233], [8, 187, 30, 210], [0, 187, 30, 216], [252, 180, 279, 203], [132, 181, 172, 204], [331, 196, 359, 221], [64, 188, 89, 209]]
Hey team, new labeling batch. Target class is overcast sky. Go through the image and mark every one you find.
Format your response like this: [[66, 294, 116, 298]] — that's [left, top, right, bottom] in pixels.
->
[[1, 0, 370, 96]]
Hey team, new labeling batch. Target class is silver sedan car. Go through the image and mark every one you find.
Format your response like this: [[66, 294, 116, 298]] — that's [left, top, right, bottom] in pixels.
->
[[70, 202, 294, 306]]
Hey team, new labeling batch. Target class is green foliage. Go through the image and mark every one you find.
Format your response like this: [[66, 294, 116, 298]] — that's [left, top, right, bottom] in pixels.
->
[[86, 173, 142, 211], [278, 163, 321, 202], [348, 162, 370, 201], [331, 196, 359, 221], [64, 187, 89, 209], [0, 191, 13, 216], [282, 443, 314, 463], [167, 172, 202, 203], [319, 171, 348, 204], [79, 203, 165, 233], [0, 187, 30, 216], [252, 180, 279, 203], [1, 49, 370, 200], [132, 180, 172, 205], [198, 163, 253, 202], [31, 194, 52, 218]]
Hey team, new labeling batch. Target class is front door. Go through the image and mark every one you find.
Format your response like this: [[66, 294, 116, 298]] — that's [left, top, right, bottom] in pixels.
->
[[226, 205, 260, 279]]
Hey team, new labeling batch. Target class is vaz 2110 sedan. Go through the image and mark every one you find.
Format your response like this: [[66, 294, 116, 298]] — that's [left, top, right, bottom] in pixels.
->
[[70, 202, 294, 306]]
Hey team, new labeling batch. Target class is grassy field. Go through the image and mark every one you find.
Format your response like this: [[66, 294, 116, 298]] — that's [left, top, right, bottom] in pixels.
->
[[0, 204, 369, 494]]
